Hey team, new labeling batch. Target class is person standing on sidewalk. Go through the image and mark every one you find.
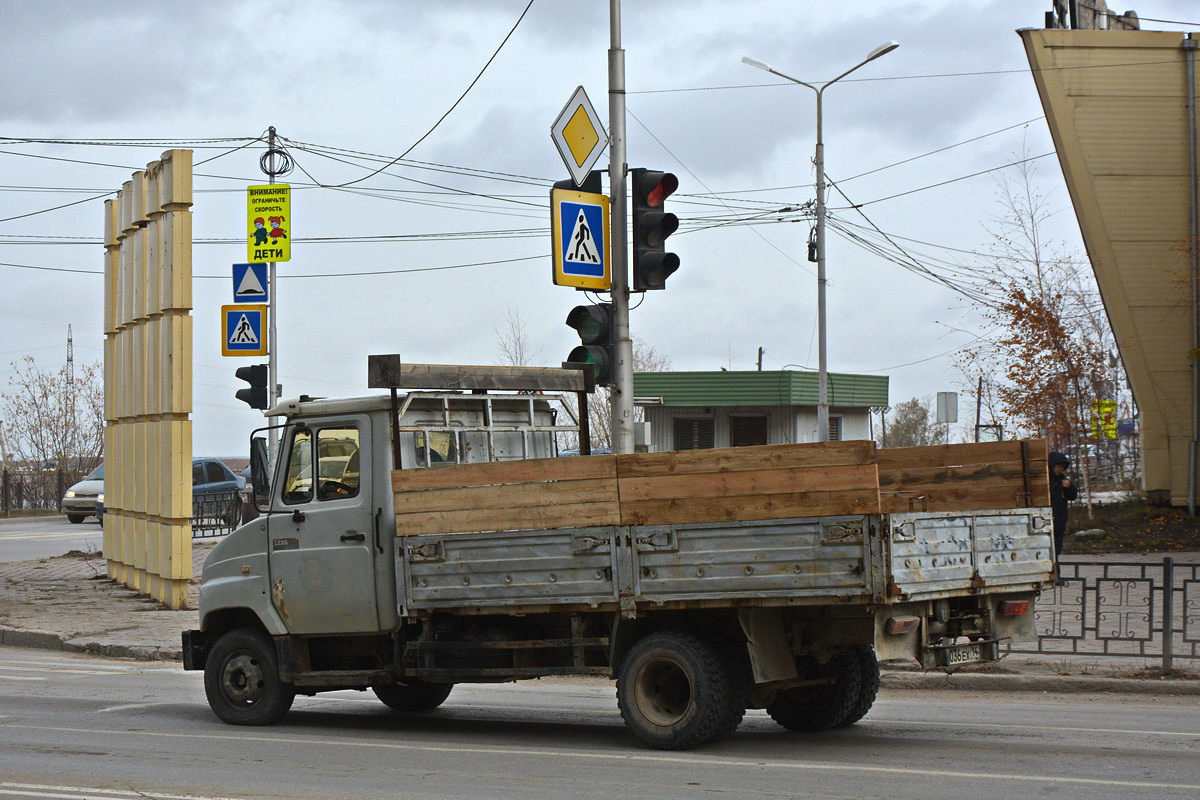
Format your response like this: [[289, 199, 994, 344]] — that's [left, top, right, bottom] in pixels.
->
[[1048, 451, 1077, 582]]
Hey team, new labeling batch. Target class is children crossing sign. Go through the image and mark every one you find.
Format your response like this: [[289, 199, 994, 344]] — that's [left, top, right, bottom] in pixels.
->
[[551, 187, 610, 290], [222, 303, 268, 356], [247, 184, 290, 262]]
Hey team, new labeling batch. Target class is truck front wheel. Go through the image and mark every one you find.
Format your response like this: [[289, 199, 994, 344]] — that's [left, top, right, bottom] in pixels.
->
[[373, 680, 453, 712], [204, 628, 295, 725], [617, 631, 743, 750], [767, 648, 864, 733]]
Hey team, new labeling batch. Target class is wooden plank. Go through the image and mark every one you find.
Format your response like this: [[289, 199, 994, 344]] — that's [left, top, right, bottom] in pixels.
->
[[368, 356, 586, 392], [617, 440, 875, 479], [620, 489, 879, 527], [618, 463, 877, 503], [395, 477, 618, 514], [396, 501, 618, 536], [394, 455, 617, 491], [876, 440, 1045, 471], [880, 482, 1047, 513]]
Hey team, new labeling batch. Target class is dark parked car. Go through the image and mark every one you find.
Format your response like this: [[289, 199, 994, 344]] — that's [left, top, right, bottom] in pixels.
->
[[97, 458, 242, 527]]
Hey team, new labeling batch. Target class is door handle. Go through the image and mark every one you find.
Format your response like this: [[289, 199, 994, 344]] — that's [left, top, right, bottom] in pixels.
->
[[340, 532, 366, 542]]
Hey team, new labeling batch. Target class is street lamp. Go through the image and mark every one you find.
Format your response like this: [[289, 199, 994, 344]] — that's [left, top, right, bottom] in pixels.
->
[[742, 41, 899, 442]]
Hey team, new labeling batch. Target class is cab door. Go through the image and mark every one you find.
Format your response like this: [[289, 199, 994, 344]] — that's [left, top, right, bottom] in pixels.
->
[[267, 417, 380, 634]]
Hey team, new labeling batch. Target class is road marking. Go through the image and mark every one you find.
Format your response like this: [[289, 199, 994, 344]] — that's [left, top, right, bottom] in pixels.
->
[[0, 783, 241, 800], [94, 702, 163, 714], [877, 717, 1200, 738], [5, 722, 1200, 793], [0, 674, 45, 681]]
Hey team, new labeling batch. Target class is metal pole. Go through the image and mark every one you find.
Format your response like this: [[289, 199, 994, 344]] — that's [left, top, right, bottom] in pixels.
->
[[1162, 556, 1175, 672], [608, 0, 634, 455], [814, 88, 829, 442], [266, 126, 280, 464], [1184, 37, 1198, 516]]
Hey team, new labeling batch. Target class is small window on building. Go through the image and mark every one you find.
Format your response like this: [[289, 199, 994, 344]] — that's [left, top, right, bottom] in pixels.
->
[[675, 417, 715, 450], [828, 416, 843, 442], [730, 416, 768, 447]]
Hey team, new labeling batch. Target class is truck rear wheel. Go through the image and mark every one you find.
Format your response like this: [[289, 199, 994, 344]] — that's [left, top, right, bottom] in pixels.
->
[[767, 649, 863, 733], [373, 680, 453, 712], [617, 631, 743, 750], [204, 628, 295, 726], [835, 645, 880, 728]]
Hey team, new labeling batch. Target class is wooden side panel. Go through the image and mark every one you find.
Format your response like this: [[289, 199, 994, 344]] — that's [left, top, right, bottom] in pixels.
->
[[877, 440, 1049, 513], [393, 455, 620, 536], [617, 441, 880, 526]]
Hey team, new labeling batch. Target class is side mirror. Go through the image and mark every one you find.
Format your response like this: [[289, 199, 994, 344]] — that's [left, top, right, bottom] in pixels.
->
[[251, 435, 270, 510]]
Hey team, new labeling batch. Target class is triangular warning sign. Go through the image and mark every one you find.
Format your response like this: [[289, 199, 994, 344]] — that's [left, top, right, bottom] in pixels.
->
[[236, 267, 265, 296], [565, 210, 600, 264], [230, 314, 259, 344]]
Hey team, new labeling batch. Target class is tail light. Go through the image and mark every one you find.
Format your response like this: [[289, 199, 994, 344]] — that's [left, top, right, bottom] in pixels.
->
[[999, 600, 1030, 616], [886, 616, 920, 635]]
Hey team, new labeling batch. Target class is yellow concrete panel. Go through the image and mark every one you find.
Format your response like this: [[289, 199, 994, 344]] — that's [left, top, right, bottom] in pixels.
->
[[119, 180, 135, 235], [145, 218, 162, 318], [133, 516, 146, 573], [136, 228, 150, 321], [146, 317, 161, 416], [145, 519, 160, 584], [104, 197, 119, 248], [158, 149, 193, 209], [161, 419, 192, 520], [1105, 243, 1189, 306], [160, 522, 191, 582], [103, 337, 115, 422], [160, 211, 193, 311], [160, 313, 193, 414], [131, 171, 147, 227], [103, 243, 117, 335]]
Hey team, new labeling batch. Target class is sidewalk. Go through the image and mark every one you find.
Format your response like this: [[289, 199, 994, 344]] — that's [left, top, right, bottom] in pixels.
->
[[0, 540, 1197, 695]]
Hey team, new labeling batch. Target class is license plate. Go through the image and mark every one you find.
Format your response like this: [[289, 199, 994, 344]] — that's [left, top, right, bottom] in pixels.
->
[[941, 643, 983, 666]]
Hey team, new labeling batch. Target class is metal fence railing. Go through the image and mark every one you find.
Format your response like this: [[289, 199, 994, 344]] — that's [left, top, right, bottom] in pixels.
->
[[1, 469, 73, 515], [1004, 557, 1199, 670], [190, 491, 242, 538]]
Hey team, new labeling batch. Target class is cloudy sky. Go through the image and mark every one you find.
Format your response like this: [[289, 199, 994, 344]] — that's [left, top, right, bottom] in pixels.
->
[[1, 0, 1197, 457]]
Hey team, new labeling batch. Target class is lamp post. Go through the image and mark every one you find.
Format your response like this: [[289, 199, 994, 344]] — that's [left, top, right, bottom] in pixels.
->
[[742, 41, 898, 442]]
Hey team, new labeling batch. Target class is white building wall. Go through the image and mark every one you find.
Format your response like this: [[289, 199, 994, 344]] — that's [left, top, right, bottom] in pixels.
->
[[643, 405, 874, 451]]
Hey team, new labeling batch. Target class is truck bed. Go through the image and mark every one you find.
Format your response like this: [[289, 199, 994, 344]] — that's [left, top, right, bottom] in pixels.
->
[[393, 440, 1052, 616]]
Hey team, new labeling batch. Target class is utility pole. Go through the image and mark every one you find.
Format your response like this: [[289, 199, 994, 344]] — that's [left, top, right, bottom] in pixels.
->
[[608, 0, 634, 455], [266, 126, 280, 416]]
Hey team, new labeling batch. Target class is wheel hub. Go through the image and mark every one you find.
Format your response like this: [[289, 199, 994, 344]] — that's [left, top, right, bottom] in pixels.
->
[[634, 657, 692, 727], [222, 653, 265, 706]]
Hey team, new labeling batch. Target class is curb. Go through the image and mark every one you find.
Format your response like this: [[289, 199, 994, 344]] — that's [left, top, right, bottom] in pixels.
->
[[0, 626, 183, 662], [880, 670, 1200, 694]]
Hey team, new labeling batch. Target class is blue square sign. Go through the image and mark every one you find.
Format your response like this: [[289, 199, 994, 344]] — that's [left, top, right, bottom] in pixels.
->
[[232, 262, 269, 303]]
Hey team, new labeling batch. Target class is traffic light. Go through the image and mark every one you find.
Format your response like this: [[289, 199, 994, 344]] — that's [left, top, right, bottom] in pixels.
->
[[235, 363, 269, 409], [630, 167, 680, 290], [565, 303, 615, 386]]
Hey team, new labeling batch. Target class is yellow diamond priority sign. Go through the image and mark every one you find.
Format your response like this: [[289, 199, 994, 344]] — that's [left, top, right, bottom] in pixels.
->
[[551, 86, 608, 187]]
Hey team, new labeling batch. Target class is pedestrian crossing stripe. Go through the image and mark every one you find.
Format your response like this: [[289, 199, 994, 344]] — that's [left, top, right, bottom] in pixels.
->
[[551, 187, 610, 290], [221, 303, 268, 356]]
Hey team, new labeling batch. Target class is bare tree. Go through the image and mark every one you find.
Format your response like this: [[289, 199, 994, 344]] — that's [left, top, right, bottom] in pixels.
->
[[576, 336, 672, 452], [1, 356, 104, 478], [494, 307, 543, 367]]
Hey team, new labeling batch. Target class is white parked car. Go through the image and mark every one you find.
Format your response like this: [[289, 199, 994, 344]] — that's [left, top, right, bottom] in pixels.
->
[[61, 463, 103, 524]]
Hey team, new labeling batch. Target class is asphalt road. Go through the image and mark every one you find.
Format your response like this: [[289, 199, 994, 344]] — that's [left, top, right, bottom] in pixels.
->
[[1, 646, 1198, 800], [0, 516, 101, 563]]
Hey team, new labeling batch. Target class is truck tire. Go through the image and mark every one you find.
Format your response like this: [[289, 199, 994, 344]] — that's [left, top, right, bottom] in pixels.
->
[[67, 515, 85, 524], [373, 680, 453, 712], [766, 649, 863, 733], [204, 628, 295, 726], [835, 645, 880, 728], [617, 631, 742, 750]]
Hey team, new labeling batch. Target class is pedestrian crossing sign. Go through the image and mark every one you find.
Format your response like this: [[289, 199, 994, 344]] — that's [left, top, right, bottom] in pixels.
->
[[551, 187, 610, 290], [222, 303, 268, 357]]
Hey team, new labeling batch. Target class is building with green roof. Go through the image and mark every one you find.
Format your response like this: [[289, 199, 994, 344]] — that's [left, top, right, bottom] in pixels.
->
[[632, 370, 888, 451]]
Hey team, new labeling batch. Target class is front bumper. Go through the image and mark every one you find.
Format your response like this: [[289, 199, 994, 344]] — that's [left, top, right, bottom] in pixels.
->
[[62, 497, 98, 515]]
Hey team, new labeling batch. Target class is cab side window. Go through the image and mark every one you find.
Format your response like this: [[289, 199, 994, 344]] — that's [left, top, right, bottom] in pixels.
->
[[316, 427, 360, 501], [282, 429, 314, 505]]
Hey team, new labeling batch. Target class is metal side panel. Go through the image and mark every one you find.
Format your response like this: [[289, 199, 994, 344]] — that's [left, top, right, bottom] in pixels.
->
[[888, 509, 1052, 600], [971, 510, 1054, 585], [631, 516, 873, 603], [399, 526, 619, 611]]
